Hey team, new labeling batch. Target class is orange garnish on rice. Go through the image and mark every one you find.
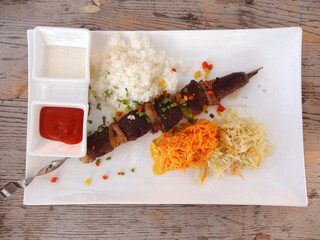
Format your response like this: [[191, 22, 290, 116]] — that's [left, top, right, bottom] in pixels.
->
[[150, 119, 218, 175]]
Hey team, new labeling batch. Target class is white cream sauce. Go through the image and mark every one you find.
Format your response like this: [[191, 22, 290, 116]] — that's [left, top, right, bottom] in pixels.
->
[[44, 46, 86, 79]]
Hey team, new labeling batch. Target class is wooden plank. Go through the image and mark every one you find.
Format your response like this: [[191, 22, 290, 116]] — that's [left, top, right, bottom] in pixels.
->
[[0, 0, 319, 239]]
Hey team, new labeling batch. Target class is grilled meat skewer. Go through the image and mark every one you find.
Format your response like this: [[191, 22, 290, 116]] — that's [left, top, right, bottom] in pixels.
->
[[80, 68, 262, 163]]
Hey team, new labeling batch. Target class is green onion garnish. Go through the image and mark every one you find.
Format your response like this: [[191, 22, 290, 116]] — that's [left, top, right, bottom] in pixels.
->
[[98, 125, 104, 132], [170, 102, 177, 107], [105, 89, 113, 98], [209, 113, 214, 118], [146, 117, 151, 123], [106, 157, 111, 161], [162, 98, 169, 104], [102, 116, 106, 126], [96, 103, 101, 110], [131, 168, 135, 172], [87, 120, 92, 124], [137, 111, 145, 117]]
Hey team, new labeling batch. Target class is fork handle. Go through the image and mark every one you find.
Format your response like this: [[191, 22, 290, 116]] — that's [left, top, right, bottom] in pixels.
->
[[0, 178, 33, 199]]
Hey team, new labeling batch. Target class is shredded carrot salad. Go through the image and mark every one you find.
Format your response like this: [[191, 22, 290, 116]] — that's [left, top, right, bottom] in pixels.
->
[[151, 119, 218, 175]]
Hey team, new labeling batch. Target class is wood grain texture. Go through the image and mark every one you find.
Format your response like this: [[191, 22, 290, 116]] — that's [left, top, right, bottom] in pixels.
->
[[0, 0, 319, 239]]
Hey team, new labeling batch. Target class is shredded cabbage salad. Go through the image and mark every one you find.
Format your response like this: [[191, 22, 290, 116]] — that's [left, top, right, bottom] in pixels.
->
[[196, 107, 274, 183]]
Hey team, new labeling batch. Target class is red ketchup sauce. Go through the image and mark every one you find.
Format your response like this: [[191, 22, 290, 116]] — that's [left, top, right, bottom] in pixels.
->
[[39, 107, 84, 144]]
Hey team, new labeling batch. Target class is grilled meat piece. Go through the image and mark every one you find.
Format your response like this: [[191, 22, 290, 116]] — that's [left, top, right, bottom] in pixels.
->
[[118, 110, 152, 141], [154, 95, 183, 132], [199, 79, 220, 106], [143, 102, 162, 133], [181, 80, 206, 115], [85, 127, 114, 160], [80, 154, 95, 164], [171, 92, 182, 106], [109, 122, 128, 147], [212, 72, 249, 99]]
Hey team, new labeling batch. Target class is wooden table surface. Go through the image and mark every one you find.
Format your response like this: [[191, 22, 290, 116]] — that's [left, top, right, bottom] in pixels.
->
[[0, 0, 319, 239]]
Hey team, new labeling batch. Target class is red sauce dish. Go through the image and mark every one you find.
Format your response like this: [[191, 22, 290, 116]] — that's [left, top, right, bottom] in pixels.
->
[[39, 107, 84, 145]]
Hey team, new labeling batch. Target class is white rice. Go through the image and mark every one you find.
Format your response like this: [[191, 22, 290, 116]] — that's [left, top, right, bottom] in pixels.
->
[[89, 34, 181, 114]]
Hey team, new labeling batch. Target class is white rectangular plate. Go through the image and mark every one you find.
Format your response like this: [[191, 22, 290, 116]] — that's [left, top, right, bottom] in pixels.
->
[[24, 27, 307, 206]]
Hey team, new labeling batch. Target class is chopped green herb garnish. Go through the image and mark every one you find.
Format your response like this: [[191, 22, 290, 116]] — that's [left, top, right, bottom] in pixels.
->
[[162, 98, 169, 104], [98, 125, 104, 132], [127, 105, 132, 111], [167, 105, 171, 109], [102, 116, 106, 126], [146, 117, 151, 123], [89, 85, 92, 90], [151, 99, 155, 105], [88, 103, 91, 116], [184, 88, 188, 93], [87, 120, 92, 124], [209, 113, 215, 118], [94, 95, 97, 99], [117, 98, 130, 105], [113, 117, 117, 122], [161, 107, 166, 112], [205, 110, 208, 114], [137, 111, 145, 117], [182, 107, 193, 118], [96, 159, 100, 163], [108, 72, 110, 75], [106, 157, 111, 161], [131, 168, 135, 172], [113, 85, 119, 89], [96, 103, 101, 110], [164, 116, 167, 120], [182, 103, 187, 107], [170, 102, 177, 107], [125, 88, 128, 91], [121, 172, 125, 176], [105, 89, 113, 98], [133, 100, 139, 107]]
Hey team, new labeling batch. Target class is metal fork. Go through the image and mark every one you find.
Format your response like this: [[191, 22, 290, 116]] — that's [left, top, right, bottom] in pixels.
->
[[0, 157, 68, 199]]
